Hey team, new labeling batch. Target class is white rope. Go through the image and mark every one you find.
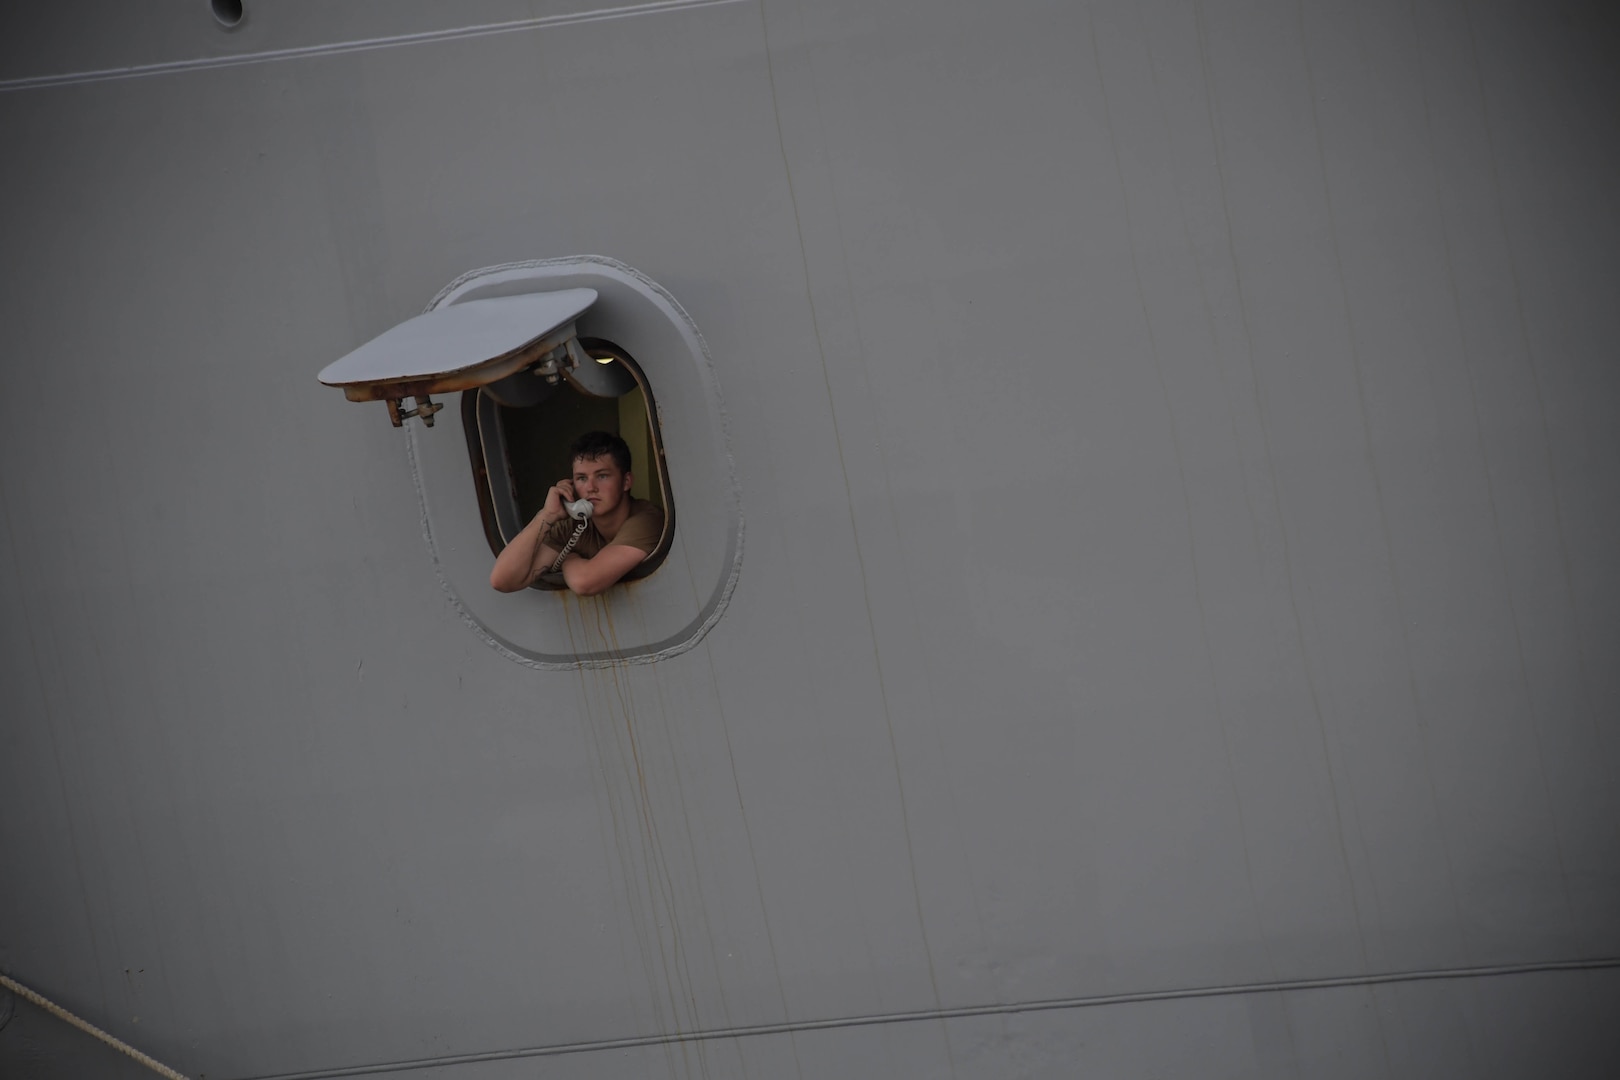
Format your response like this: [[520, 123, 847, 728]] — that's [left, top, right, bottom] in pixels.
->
[[0, 972, 190, 1080]]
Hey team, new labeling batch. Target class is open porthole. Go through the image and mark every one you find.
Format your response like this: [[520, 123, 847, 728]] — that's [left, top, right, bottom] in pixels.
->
[[316, 256, 741, 669], [464, 338, 674, 589]]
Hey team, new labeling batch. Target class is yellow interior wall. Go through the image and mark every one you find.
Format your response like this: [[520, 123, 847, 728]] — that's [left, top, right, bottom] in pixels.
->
[[617, 386, 658, 507]]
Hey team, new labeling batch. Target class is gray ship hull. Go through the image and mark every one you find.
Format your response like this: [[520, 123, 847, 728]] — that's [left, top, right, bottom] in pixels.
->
[[3, 1, 1617, 1076]]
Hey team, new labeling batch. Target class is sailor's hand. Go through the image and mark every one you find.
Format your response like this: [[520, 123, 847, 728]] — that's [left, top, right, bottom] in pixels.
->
[[539, 480, 576, 521], [534, 485, 567, 527]]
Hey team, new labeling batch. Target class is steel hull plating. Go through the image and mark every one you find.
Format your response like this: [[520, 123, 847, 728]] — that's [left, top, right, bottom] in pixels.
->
[[2, 1, 1618, 1077]]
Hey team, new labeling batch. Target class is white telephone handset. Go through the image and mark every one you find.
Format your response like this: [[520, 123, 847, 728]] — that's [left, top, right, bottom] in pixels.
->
[[549, 497, 594, 573]]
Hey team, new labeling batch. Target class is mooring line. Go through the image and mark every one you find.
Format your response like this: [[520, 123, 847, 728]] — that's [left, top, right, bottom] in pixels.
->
[[0, 972, 189, 1079]]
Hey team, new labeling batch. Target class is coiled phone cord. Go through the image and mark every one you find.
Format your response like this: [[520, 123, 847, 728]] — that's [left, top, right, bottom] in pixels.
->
[[549, 518, 589, 573]]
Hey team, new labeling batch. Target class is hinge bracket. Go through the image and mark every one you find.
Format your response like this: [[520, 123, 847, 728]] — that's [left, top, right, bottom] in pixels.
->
[[386, 395, 444, 427]]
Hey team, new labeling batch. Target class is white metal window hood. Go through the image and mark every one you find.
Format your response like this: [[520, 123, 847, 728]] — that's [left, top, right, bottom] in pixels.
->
[[317, 288, 598, 426]]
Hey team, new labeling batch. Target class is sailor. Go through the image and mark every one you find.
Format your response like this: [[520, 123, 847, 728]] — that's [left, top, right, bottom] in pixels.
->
[[488, 430, 664, 595]]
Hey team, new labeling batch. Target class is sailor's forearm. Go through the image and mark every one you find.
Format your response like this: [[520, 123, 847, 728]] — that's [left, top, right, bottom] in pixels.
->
[[560, 544, 647, 596], [490, 512, 563, 591]]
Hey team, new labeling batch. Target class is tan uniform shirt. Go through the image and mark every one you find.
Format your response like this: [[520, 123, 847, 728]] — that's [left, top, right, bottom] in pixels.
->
[[543, 498, 664, 560]]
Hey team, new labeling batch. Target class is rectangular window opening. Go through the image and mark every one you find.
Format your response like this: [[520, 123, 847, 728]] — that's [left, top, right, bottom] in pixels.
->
[[462, 339, 674, 589]]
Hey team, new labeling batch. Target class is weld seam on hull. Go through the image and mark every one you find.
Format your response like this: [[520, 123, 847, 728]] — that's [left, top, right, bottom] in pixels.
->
[[241, 956, 1620, 1079], [0, 0, 747, 94]]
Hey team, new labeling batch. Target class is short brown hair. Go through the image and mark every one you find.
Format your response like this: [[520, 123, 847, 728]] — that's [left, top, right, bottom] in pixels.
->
[[569, 430, 631, 474]]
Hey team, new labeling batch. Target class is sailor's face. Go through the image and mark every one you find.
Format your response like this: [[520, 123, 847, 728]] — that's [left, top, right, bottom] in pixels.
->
[[572, 455, 631, 514]]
